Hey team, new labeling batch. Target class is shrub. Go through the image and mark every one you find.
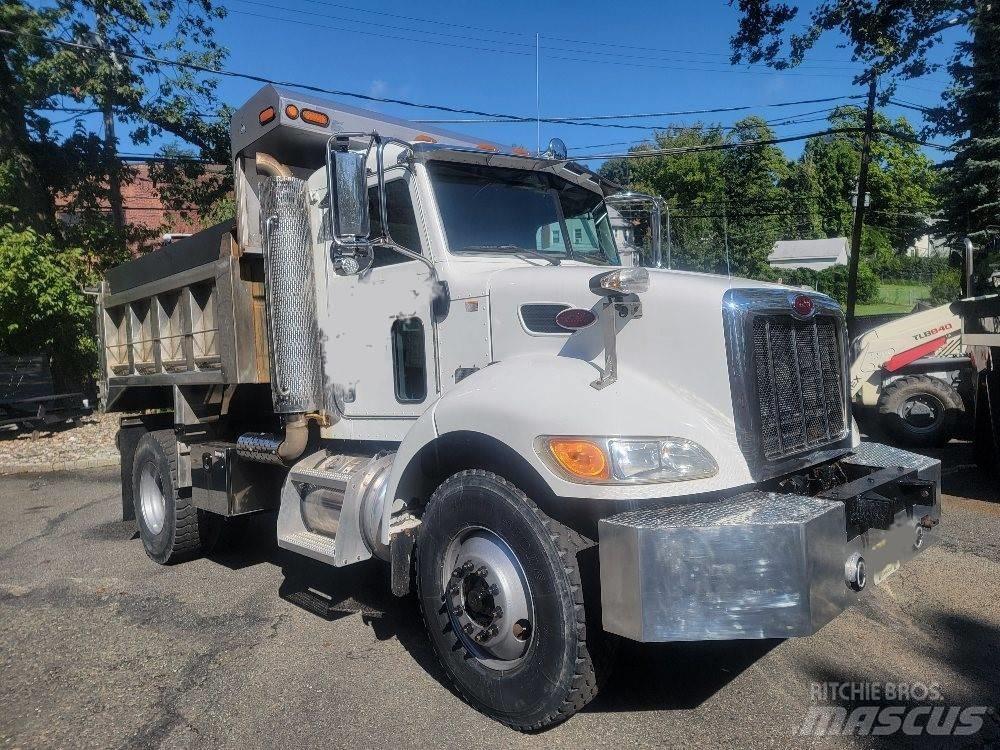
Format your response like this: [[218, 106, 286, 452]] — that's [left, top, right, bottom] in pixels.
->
[[929, 268, 962, 304], [770, 262, 879, 306], [0, 225, 97, 390]]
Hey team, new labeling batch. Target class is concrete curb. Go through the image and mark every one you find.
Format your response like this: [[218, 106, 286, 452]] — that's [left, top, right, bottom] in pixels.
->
[[0, 455, 119, 475]]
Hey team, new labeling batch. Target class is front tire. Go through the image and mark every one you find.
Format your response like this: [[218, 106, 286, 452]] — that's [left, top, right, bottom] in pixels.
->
[[131, 430, 219, 564], [416, 470, 606, 731]]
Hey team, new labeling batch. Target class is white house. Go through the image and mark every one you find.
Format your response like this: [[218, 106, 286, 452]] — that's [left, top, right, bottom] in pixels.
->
[[768, 237, 849, 271]]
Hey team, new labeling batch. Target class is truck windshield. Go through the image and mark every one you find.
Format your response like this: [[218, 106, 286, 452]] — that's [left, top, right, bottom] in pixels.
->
[[427, 161, 619, 265]]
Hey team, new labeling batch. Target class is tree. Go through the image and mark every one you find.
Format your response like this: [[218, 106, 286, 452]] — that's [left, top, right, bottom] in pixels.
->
[[600, 120, 795, 275], [729, 0, 997, 249], [730, 1, 975, 84], [0, 2, 64, 234], [928, 4, 1000, 246], [800, 107, 938, 253], [2, 0, 231, 262]]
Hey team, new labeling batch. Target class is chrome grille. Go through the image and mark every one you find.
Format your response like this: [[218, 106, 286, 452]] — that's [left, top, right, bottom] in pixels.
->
[[751, 314, 846, 460]]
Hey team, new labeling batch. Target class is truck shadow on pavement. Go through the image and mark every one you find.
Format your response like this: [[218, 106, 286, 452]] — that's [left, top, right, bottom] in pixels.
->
[[205, 509, 780, 716], [800, 614, 1000, 747]]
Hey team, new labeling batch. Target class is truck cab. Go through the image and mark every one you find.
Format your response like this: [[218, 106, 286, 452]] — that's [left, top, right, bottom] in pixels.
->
[[98, 84, 942, 730]]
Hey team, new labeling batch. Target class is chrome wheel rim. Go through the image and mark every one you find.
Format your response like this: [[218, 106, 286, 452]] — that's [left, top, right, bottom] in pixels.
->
[[442, 526, 534, 669], [138, 461, 166, 535]]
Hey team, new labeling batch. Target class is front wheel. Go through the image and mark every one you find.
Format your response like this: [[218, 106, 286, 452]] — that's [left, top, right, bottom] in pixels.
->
[[416, 470, 608, 731]]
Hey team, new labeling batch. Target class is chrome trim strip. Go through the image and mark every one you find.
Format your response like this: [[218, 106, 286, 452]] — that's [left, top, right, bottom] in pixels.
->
[[722, 287, 852, 481]]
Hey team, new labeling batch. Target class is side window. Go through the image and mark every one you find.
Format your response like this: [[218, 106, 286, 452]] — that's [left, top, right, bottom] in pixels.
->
[[367, 179, 424, 268], [391, 318, 427, 402]]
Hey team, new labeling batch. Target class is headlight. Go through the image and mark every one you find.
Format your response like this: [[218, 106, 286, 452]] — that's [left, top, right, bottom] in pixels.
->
[[608, 438, 717, 482], [535, 436, 718, 484]]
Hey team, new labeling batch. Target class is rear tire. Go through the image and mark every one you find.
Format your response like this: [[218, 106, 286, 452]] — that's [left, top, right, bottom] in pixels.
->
[[131, 430, 220, 564], [876, 375, 964, 447], [416, 470, 610, 731]]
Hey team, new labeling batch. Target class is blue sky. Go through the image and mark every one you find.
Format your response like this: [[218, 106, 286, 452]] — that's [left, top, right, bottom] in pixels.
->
[[40, 0, 965, 165]]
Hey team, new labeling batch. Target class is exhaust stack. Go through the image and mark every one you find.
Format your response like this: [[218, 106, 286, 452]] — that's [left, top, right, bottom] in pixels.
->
[[241, 174, 324, 465]]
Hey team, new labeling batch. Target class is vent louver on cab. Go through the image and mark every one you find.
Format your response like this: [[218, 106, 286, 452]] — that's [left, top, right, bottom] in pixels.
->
[[520, 304, 570, 334]]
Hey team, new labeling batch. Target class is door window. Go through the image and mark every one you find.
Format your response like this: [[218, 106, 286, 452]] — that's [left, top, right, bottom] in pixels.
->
[[367, 180, 424, 268], [391, 318, 427, 402]]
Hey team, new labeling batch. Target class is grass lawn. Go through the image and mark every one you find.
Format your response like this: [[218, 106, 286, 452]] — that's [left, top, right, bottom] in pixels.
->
[[855, 302, 914, 315], [855, 282, 932, 316]]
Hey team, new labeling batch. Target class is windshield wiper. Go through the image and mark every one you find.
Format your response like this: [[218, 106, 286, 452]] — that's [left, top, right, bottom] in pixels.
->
[[454, 245, 561, 266]]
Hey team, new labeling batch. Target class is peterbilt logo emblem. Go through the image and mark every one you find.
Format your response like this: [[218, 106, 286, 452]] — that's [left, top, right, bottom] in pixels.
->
[[791, 294, 815, 318]]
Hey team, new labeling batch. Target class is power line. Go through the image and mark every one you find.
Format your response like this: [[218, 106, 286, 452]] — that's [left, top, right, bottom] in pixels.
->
[[0, 28, 540, 120], [570, 125, 954, 161], [263, 0, 868, 69], [226, 5, 859, 79], [414, 95, 862, 125]]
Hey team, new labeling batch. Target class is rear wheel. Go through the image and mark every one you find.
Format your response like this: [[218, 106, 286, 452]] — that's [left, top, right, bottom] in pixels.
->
[[131, 430, 220, 564], [416, 470, 609, 731], [877, 375, 964, 447]]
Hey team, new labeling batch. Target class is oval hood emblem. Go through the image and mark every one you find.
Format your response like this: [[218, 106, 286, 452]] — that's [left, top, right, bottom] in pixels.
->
[[555, 307, 598, 330]]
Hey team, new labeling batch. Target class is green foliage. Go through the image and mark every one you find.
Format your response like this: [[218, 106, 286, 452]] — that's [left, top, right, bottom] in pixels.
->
[[2, 0, 231, 260], [929, 270, 962, 304], [776, 263, 879, 307], [0, 225, 96, 388], [599, 107, 937, 284], [730, 1, 997, 263]]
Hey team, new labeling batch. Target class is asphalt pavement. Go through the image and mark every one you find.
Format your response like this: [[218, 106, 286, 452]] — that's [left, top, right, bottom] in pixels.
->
[[1, 442, 998, 749]]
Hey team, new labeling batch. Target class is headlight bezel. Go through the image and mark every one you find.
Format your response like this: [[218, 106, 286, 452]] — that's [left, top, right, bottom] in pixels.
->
[[534, 435, 719, 485]]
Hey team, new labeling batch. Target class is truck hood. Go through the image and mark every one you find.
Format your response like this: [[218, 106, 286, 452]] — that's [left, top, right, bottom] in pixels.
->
[[488, 265, 770, 422], [482, 266, 843, 493]]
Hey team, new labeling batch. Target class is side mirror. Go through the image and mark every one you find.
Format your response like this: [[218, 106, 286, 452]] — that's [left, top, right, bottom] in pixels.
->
[[327, 142, 370, 241]]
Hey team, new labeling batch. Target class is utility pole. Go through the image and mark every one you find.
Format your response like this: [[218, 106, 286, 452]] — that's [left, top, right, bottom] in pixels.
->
[[846, 77, 877, 331], [95, 5, 125, 235]]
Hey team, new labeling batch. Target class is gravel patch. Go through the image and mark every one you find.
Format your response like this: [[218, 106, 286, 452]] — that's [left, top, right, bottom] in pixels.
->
[[0, 412, 120, 474]]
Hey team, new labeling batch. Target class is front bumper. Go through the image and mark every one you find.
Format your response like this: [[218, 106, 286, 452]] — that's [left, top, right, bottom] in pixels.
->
[[598, 442, 941, 642]]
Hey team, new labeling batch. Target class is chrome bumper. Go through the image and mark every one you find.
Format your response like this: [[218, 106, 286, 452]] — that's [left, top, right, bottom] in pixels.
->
[[598, 443, 941, 642]]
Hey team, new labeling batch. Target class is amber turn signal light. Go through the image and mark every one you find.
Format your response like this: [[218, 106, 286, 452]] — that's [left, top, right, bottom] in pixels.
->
[[284, 104, 299, 119], [258, 106, 276, 125], [548, 439, 609, 480], [301, 108, 330, 127]]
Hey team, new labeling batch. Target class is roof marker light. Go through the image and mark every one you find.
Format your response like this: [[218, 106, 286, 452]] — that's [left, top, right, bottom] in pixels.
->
[[476, 143, 498, 152], [258, 106, 276, 125], [284, 104, 299, 119], [300, 109, 330, 127], [414, 134, 437, 143]]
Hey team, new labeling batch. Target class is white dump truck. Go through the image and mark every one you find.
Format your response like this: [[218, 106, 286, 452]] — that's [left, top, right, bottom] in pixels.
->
[[98, 85, 942, 730]]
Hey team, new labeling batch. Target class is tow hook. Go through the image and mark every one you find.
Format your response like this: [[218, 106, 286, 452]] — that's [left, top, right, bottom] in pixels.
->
[[918, 514, 939, 530]]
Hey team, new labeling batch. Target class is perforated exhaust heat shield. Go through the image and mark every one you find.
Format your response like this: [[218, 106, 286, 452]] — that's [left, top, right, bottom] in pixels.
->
[[260, 176, 324, 414]]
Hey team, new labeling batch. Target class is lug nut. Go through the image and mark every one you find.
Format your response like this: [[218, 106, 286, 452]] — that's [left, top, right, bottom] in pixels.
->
[[452, 561, 474, 579], [489, 584, 500, 596], [491, 606, 503, 619], [462, 623, 474, 634], [447, 582, 460, 596], [476, 566, 489, 578], [451, 605, 464, 617]]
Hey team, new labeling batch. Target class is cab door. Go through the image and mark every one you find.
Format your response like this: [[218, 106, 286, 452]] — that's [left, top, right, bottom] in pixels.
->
[[323, 174, 437, 418]]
